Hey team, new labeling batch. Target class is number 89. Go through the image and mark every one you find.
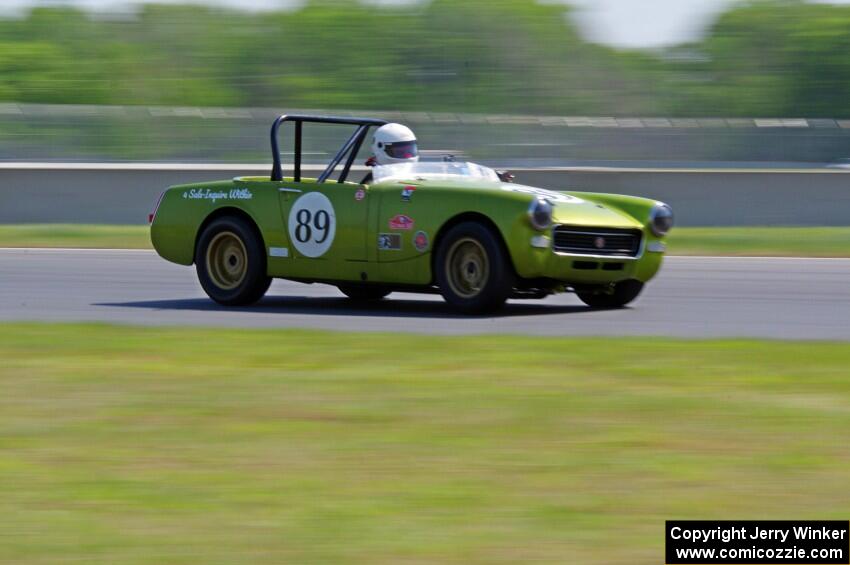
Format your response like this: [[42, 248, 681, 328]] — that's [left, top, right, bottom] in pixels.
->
[[295, 209, 330, 244]]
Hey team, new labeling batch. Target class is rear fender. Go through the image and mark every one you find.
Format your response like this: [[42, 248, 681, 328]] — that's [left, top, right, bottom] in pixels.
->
[[150, 179, 286, 266]]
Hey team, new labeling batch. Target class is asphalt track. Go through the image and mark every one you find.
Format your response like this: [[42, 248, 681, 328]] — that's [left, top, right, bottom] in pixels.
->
[[2, 249, 849, 340]]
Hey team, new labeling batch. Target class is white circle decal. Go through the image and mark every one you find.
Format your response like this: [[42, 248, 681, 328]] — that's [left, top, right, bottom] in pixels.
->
[[288, 192, 336, 258], [501, 185, 582, 204]]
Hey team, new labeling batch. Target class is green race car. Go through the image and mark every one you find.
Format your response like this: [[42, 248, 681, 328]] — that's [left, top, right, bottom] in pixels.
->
[[150, 115, 673, 313]]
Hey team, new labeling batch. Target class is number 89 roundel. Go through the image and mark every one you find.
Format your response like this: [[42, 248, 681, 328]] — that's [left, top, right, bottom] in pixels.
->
[[287, 192, 336, 258]]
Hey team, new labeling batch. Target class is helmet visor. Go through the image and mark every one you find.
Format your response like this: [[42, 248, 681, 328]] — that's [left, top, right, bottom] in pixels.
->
[[384, 140, 418, 159]]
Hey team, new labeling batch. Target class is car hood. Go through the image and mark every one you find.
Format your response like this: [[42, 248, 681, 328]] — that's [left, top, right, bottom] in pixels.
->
[[499, 183, 643, 229], [387, 178, 644, 229], [551, 196, 642, 229]]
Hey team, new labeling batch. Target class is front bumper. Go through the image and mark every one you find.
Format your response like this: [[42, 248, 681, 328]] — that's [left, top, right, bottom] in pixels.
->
[[513, 228, 666, 284], [543, 245, 664, 283]]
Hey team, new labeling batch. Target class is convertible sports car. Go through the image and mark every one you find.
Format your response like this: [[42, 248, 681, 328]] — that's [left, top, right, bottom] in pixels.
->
[[150, 115, 673, 313]]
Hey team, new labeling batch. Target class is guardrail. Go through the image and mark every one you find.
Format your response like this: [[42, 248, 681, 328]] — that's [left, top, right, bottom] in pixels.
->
[[3, 103, 850, 129], [1, 163, 847, 226], [4, 103, 850, 164]]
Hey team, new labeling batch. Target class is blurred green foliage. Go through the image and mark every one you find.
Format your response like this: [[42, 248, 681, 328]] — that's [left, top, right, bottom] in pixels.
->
[[1, 0, 849, 117]]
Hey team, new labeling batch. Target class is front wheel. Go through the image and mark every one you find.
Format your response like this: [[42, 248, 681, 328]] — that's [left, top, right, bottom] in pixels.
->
[[575, 279, 644, 309], [435, 222, 515, 314], [196, 216, 271, 306]]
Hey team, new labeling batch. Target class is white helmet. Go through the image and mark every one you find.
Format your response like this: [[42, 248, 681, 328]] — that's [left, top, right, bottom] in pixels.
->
[[371, 123, 419, 166]]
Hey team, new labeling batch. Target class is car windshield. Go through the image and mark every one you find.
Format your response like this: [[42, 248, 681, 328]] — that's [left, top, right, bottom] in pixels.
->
[[372, 161, 500, 184]]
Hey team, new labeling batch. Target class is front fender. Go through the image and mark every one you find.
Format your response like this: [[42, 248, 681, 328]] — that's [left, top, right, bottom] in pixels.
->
[[566, 191, 658, 225]]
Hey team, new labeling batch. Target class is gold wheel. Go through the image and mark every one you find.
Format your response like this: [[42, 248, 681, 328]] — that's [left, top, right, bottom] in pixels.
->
[[205, 231, 248, 290], [445, 237, 490, 299]]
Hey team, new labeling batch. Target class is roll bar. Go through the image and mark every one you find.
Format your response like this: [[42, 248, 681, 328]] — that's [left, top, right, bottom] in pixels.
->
[[270, 114, 388, 184]]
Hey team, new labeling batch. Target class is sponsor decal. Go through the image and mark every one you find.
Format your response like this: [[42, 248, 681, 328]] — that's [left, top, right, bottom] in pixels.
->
[[413, 230, 429, 252], [500, 185, 580, 203], [182, 188, 253, 203], [355, 188, 366, 201], [401, 185, 416, 202], [377, 233, 402, 251], [269, 247, 289, 258], [388, 214, 414, 230]]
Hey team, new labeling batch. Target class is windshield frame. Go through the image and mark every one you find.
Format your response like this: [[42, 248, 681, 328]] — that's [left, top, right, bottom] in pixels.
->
[[372, 161, 500, 184]]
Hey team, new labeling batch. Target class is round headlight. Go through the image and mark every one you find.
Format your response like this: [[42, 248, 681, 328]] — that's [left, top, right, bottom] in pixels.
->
[[650, 203, 674, 236], [528, 198, 553, 231]]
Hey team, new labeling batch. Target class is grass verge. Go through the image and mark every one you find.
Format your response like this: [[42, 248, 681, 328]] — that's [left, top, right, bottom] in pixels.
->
[[0, 224, 151, 249], [1, 224, 850, 256], [1, 323, 849, 564], [668, 227, 850, 257]]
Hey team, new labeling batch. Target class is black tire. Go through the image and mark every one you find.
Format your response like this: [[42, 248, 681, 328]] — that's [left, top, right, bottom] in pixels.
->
[[576, 279, 644, 309], [195, 216, 271, 306], [435, 221, 515, 313], [337, 284, 391, 301]]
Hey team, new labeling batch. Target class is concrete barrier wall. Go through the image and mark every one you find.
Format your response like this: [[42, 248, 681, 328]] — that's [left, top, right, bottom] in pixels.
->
[[518, 168, 850, 226], [1, 164, 849, 226], [0, 165, 271, 225]]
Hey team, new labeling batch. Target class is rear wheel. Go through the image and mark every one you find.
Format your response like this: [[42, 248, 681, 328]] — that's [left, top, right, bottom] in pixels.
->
[[435, 222, 514, 313], [337, 284, 391, 301], [575, 279, 644, 309], [196, 216, 271, 306]]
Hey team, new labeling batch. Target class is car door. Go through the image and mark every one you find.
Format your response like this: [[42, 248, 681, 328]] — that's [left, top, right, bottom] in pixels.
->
[[277, 180, 370, 277]]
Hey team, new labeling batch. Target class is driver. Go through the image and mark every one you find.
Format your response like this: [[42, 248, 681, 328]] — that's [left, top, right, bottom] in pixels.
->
[[362, 123, 419, 183]]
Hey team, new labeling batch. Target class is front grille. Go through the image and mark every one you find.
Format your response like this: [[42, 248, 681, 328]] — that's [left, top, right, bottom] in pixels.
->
[[552, 226, 642, 257]]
